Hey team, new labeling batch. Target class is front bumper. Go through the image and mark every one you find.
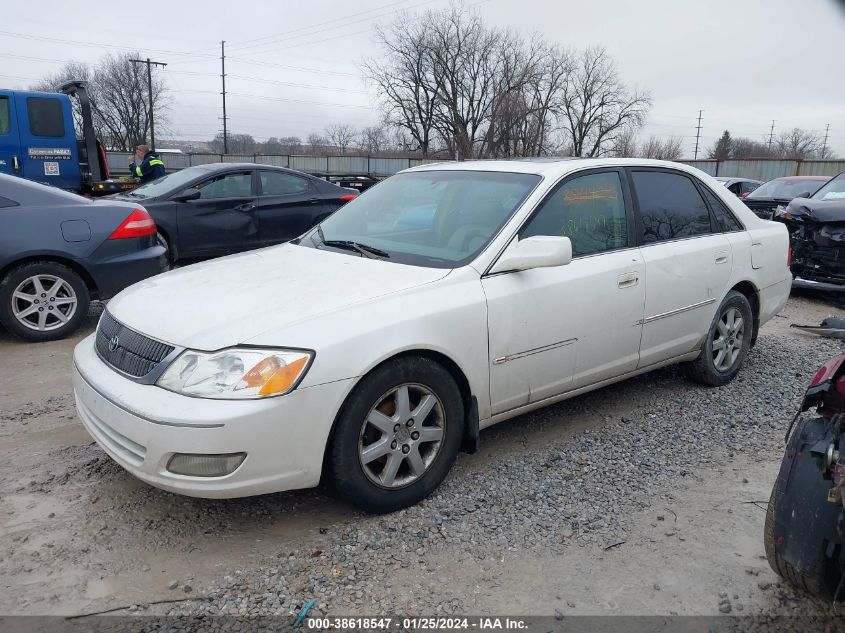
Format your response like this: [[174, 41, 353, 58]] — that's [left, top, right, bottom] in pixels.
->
[[72, 334, 354, 498]]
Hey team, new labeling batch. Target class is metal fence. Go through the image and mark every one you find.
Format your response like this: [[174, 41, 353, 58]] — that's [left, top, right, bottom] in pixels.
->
[[106, 152, 442, 178], [106, 152, 845, 182], [680, 159, 845, 180]]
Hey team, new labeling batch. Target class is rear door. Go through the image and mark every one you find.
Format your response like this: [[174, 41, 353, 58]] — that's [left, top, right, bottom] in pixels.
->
[[0, 93, 19, 176], [175, 169, 260, 258], [629, 168, 733, 368], [255, 170, 325, 245], [13, 94, 80, 190]]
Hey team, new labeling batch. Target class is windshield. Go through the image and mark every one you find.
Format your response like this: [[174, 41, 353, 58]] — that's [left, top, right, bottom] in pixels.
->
[[748, 178, 824, 199], [811, 174, 845, 201], [127, 168, 207, 198], [301, 170, 541, 268]]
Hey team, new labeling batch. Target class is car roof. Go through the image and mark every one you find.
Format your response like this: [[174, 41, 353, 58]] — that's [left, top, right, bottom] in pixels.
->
[[404, 157, 715, 178], [771, 175, 830, 181]]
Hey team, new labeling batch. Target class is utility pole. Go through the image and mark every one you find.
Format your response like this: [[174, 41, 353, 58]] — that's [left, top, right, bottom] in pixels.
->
[[693, 109, 703, 159], [822, 123, 830, 158], [129, 57, 167, 150], [768, 120, 776, 152], [220, 40, 228, 155]]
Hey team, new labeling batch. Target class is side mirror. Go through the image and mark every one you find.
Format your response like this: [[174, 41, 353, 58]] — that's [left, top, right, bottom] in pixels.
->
[[796, 192, 811, 199], [172, 188, 201, 202], [489, 235, 572, 274]]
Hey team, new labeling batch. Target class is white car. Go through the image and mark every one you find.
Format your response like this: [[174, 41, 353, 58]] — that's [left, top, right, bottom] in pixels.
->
[[72, 158, 791, 513]]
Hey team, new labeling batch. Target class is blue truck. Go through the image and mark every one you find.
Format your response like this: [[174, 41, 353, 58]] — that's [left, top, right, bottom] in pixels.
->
[[0, 81, 128, 195]]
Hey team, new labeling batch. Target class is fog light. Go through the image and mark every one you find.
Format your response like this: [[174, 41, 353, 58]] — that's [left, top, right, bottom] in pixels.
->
[[166, 453, 246, 477]]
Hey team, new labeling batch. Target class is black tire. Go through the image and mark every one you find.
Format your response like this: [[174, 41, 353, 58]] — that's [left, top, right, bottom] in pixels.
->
[[156, 232, 173, 267], [328, 356, 464, 513], [687, 290, 753, 386], [0, 261, 90, 342], [764, 417, 843, 599]]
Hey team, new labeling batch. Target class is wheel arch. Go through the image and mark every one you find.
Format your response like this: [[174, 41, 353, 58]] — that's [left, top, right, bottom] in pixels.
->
[[0, 255, 98, 298], [729, 280, 761, 346], [319, 348, 480, 483]]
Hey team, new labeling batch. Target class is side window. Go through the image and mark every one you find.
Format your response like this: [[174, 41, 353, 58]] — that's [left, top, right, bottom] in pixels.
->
[[520, 171, 628, 257], [741, 181, 759, 195], [27, 98, 65, 137], [727, 182, 742, 196], [260, 171, 309, 195], [0, 97, 9, 135], [195, 172, 253, 199], [632, 171, 713, 244], [0, 196, 18, 208], [700, 186, 743, 232]]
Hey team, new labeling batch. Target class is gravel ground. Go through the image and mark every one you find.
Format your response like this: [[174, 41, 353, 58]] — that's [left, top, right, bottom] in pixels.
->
[[1, 293, 844, 627]]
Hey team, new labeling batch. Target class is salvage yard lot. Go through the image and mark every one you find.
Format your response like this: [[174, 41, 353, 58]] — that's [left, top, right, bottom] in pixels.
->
[[0, 294, 842, 619]]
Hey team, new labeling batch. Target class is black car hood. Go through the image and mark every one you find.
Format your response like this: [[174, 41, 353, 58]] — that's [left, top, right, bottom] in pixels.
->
[[784, 197, 845, 223]]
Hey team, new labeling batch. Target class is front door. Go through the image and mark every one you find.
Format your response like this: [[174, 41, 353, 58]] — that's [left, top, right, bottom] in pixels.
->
[[482, 169, 646, 415], [0, 93, 19, 176], [256, 170, 326, 245], [175, 170, 260, 258], [628, 168, 733, 367]]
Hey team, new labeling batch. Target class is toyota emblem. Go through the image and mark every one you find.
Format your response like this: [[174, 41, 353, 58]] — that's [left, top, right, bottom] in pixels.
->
[[108, 335, 120, 352]]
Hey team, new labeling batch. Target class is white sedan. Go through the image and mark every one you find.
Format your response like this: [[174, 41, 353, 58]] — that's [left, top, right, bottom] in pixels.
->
[[72, 158, 791, 513]]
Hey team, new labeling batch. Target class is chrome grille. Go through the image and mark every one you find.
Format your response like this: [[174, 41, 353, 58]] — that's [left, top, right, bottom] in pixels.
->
[[95, 311, 174, 378]]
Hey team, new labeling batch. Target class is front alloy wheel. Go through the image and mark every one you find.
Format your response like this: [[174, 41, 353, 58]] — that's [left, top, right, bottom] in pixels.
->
[[358, 383, 445, 489], [329, 357, 463, 513]]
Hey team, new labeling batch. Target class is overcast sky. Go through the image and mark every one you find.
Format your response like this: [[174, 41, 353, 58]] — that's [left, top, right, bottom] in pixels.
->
[[4, 0, 844, 157]]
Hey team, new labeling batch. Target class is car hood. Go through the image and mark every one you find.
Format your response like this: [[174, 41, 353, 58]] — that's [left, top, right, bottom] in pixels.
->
[[784, 197, 845, 223], [107, 244, 451, 350]]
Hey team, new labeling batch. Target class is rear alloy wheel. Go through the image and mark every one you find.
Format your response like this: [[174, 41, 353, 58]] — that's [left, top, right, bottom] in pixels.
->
[[329, 357, 463, 513], [687, 290, 753, 386], [0, 262, 90, 342], [156, 232, 173, 267]]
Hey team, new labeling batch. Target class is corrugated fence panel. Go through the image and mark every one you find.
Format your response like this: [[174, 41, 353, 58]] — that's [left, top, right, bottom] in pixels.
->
[[255, 155, 290, 167], [188, 154, 222, 166], [289, 156, 329, 173], [221, 154, 256, 164], [162, 154, 192, 169], [369, 158, 413, 176], [106, 152, 132, 173], [798, 161, 845, 177], [327, 156, 369, 174], [682, 160, 718, 176]]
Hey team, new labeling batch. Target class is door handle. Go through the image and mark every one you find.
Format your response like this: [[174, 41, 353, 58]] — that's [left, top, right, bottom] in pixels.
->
[[715, 251, 729, 265], [617, 271, 639, 289], [12, 155, 20, 172], [234, 203, 255, 212], [308, 197, 320, 204]]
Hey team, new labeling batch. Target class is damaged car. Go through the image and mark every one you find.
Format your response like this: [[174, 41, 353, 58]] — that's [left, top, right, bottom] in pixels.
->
[[742, 175, 829, 220], [766, 351, 845, 600], [780, 172, 845, 291]]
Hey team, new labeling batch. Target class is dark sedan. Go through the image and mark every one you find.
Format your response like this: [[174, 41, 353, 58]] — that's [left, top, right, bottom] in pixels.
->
[[113, 164, 358, 263], [0, 173, 167, 341], [742, 175, 829, 219]]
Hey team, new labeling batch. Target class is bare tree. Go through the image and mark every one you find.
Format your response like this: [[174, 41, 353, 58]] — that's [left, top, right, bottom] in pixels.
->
[[358, 125, 390, 153], [325, 124, 357, 154], [306, 133, 328, 155], [731, 136, 775, 159], [609, 126, 638, 157], [366, 13, 440, 156], [209, 133, 256, 154], [639, 135, 683, 160], [558, 46, 650, 157], [776, 127, 822, 159], [32, 53, 168, 151], [278, 136, 302, 154]]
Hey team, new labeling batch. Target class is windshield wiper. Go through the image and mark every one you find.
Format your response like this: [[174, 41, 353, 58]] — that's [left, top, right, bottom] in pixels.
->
[[311, 226, 389, 259]]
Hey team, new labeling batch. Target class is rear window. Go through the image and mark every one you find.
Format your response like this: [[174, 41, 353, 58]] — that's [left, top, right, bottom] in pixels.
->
[[27, 97, 65, 137], [0, 97, 9, 135]]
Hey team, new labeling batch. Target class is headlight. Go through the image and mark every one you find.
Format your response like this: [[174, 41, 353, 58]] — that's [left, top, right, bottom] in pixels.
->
[[156, 348, 313, 399]]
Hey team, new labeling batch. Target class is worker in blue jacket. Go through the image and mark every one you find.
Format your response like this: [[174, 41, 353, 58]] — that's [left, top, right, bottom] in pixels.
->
[[128, 145, 166, 183]]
